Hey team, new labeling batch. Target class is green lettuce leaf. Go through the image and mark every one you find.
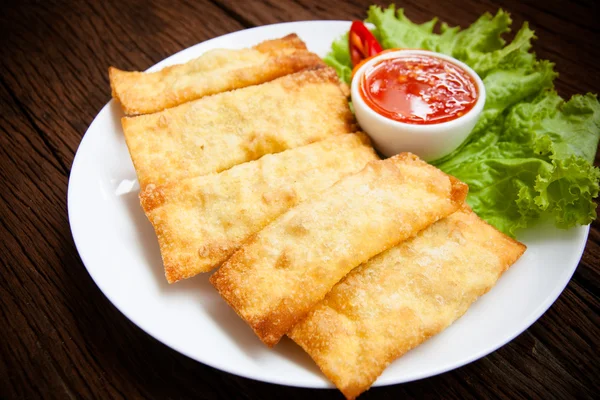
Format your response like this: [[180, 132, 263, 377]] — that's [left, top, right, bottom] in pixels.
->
[[325, 5, 600, 236], [323, 33, 352, 84], [434, 59, 557, 165], [366, 6, 442, 51], [436, 92, 600, 235]]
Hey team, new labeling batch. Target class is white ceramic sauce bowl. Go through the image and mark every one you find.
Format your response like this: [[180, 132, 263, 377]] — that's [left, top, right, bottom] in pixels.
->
[[351, 49, 486, 161]]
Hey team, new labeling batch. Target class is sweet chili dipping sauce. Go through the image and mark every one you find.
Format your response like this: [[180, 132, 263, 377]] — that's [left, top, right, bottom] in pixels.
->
[[360, 54, 478, 124]]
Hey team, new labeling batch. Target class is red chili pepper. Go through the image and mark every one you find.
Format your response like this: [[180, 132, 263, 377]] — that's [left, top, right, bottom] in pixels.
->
[[349, 20, 383, 67]]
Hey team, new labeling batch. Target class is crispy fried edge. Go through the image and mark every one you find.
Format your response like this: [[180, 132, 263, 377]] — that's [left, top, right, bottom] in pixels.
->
[[122, 65, 355, 190], [289, 204, 526, 399], [210, 154, 468, 347], [141, 133, 374, 283], [137, 125, 366, 213], [109, 34, 323, 115], [252, 33, 308, 53]]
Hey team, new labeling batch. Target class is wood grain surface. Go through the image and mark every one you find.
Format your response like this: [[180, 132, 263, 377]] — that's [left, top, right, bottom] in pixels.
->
[[1, 0, 598, 399]]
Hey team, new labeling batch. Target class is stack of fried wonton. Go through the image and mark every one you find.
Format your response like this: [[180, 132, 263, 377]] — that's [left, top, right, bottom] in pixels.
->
[[110, 34, 525, 399]]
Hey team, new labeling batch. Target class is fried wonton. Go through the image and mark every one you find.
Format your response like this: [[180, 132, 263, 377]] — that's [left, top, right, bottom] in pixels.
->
[[122, 66, 355, 189], [210, 153, 468, 347], [110, 34, 324, 115], [141, 133, 378, 283], [289, 205, 526, 399]]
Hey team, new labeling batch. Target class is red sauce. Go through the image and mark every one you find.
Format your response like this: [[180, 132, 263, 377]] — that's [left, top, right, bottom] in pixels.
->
[[360, 54, 478, 124]]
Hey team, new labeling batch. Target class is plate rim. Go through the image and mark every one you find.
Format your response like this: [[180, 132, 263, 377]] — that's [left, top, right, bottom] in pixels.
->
[[68, 20, 590, 389]]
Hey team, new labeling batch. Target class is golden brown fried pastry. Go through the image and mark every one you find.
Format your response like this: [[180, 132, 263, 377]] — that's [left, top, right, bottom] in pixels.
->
[[122, 66, 355, 189], [289, 205, 526, 399], [109, 34, 324, 115], [141, 133, 378, 283], [210, 153, 468, 347]]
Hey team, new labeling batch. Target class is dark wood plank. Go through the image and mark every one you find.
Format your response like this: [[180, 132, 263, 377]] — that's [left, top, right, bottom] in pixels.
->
[[0, 0, 598, 399]]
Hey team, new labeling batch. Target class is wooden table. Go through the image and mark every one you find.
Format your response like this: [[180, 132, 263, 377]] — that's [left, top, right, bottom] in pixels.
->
[[1, 0, 598, 398]]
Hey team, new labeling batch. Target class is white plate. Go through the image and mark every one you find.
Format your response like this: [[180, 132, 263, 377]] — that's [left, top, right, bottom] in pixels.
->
[[68, 21, 589, 388]]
